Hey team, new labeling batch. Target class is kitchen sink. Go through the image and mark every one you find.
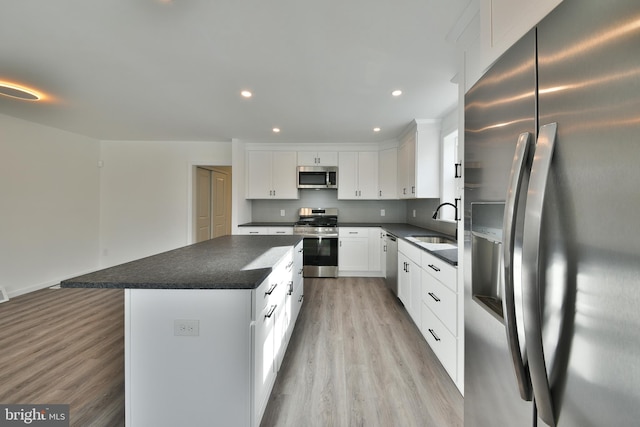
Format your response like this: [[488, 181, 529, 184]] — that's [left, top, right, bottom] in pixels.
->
[[409, 235, 457, 245]]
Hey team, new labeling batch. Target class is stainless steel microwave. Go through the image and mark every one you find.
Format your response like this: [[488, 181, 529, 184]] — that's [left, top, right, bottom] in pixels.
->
[[297, 166, 338, 189]]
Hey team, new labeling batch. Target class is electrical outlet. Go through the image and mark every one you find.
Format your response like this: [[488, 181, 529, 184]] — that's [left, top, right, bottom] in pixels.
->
[[380, 209, 385, 217], [280, 209, 285, 217], [174, 319, 199, 336], [413, 209, 416, 217]]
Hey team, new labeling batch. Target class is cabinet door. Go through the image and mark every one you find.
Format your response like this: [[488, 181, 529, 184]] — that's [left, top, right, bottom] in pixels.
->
[[397, 137, 414, 198], [317, 151, 338, 166], [357, 151, 379, 199], [398, 253, 410, 306], [297, 151, 318, 166], [247, 151, 273, 199], [338, 152, 358, 199], [297, 151, 338, 166], [254, 305, 276, 421], [408, 259, 422, 325], [378, 147, 398, 199], [339, 236, 369, 271], [271, 151, 298, 199], [368, 228, 382, 272]]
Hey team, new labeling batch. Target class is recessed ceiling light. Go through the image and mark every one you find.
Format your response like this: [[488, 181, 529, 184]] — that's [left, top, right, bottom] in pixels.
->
[[0, 81, 43, 101], [391, 90, 402, 97], [373, 127, 381, 132], [241, 90, 252, 98], [272, 127, 281, 133]]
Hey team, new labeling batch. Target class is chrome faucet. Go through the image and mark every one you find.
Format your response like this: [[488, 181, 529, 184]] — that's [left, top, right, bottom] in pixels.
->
[[432, 199, 460, 221]]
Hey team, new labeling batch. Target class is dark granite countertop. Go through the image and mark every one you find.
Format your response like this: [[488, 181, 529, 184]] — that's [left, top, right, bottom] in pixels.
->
[[237, 221, 458, 266], [60, 235, 303, 290], [339, 223, 458, 266], [238, 222, 294, 227]]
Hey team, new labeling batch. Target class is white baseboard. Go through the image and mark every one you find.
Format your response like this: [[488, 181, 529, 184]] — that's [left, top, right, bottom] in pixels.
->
[[5, 267, 98, 299]]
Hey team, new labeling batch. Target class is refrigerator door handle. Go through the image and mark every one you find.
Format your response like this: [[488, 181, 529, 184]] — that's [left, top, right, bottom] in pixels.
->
[[522, 122, 558, 427], [502, 132, 533, 401]]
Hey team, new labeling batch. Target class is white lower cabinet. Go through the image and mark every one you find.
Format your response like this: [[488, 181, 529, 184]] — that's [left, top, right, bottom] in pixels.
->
[[398, 240, 422, 324], [338, 227, 384, 277], [125, 245, 303, 427], [237, 227, 293, 236], [397, 237, 460, 390], [421, 301, 457, 378], [420, 249, 459, 386]]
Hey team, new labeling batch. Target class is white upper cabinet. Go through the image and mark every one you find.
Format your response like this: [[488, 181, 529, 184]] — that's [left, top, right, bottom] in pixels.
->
[[338, 151, 378, 200], [246, 151, 298, 199], [297, 151, 338, 166], [398, 120, 441, 199], [481, 0, 563, 67], [378, 147, 398, 199]]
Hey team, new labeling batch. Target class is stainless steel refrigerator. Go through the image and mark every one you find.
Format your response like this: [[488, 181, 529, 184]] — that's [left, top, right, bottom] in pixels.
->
[[464, 0, 640, 426]]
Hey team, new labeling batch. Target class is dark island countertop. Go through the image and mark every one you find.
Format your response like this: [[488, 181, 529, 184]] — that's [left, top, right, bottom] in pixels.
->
[[60, 235, 303, 290]]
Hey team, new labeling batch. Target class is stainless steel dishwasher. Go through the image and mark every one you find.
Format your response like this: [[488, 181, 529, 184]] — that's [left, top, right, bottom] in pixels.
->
[[385, 233, 398, 296]]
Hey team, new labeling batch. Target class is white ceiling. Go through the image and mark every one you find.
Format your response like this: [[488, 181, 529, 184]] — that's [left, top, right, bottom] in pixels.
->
[[0, 0, 474, 143]]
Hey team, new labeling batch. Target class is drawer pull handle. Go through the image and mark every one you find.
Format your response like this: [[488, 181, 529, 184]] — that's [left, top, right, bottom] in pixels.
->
[[298, 294, 304, 303], [249, 231, 260, 234], [428, 328, 441, 342], [265, 283, 278, 295], [428, 292, 440, 302], [288, 281, 294, 295], [349, 231, 358, 234], [265, 305, 277, 319], [428, 264, 441, 272]]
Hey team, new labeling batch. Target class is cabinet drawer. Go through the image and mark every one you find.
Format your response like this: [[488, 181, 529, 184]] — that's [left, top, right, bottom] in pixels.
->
[[398, 239, 422, 264], [421, 303, 457, 381], [422, 270, 457, 335], [268, 227, 293, 235], [338, 227, 367, 237], [238, 227, 268, 235], [421, 250, 457, 292]]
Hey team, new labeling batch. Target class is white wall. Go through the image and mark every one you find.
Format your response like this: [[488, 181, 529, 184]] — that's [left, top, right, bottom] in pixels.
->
[[0, 114, 100, 297], [99, 140, 232, 267]]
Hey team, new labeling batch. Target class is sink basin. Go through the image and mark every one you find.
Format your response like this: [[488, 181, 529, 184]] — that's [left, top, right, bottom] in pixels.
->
[[409, 235, 456, 245]]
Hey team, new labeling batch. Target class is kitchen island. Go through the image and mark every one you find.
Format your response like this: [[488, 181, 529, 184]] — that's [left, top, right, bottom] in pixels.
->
[[61, 235, 304, 427]]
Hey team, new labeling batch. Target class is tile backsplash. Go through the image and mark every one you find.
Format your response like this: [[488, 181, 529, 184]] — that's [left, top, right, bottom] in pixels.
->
[[250, 190, 457, 238]]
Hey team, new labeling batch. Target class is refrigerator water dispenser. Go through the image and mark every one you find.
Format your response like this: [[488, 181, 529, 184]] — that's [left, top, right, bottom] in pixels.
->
[[471, 202, 505, 321]]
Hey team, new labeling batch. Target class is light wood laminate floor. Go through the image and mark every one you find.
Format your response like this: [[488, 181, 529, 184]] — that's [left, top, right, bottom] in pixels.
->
[[261, 277, 463, 427], [0, 278, 462, 427]]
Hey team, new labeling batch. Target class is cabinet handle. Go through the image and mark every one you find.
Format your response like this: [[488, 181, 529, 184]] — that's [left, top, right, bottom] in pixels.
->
[[349, 231, 358, 234], [265, 283, 278, 295], [411, 186, 415, 194], [298, 294, 304, 303], [339, 240, 342, 247], [265, 305, 277, 319], [249, 231, 260, 234], [403, 188, 407, 195], [428, 264, 441, 272], [273, 190, 276, 196], [428, 328, 441, 342], [383, 244, 387, 252], [298, 268, 303, 276], [455, 162, 462, 178], [298, 248, 303, 253], [288, 281, 294, 295], [405, 262, 410, 272], [379, 190, 382, 197], [428, 292, 441, 302]]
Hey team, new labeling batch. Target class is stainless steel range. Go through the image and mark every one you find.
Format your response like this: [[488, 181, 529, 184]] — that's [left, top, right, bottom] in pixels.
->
[[293, 208, 338, 278]]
